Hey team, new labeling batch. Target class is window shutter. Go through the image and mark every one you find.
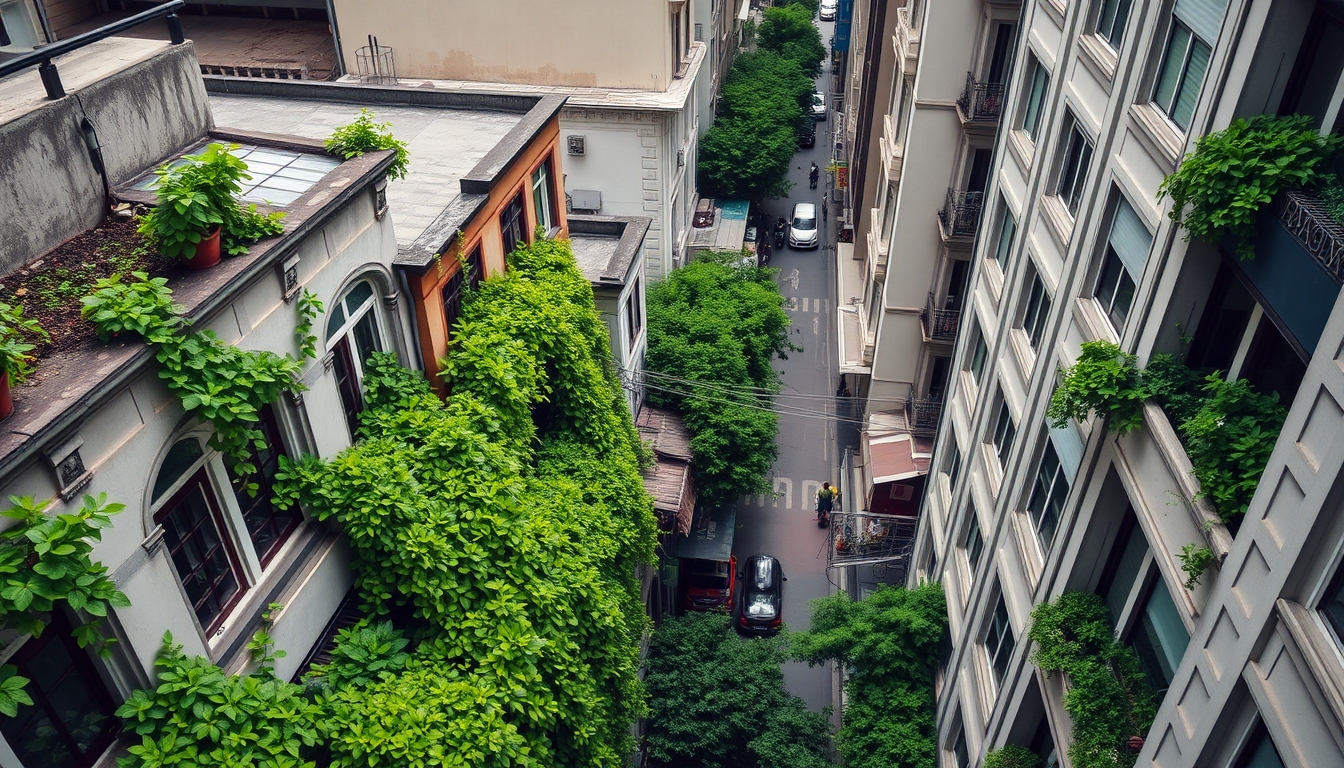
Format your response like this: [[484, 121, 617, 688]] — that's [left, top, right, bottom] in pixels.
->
[[1108, 197, 1153, 279], [1049, 422, 1084, 479], [1173, 0, 1227, 44]]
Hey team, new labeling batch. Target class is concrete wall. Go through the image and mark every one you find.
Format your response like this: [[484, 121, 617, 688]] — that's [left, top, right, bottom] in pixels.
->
[[330, 0, 676, 90], [0, 41, 211, 274]]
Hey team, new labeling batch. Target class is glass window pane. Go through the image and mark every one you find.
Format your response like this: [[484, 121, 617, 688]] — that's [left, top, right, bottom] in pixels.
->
[[1142, 578, 1190, 682], [344, 281, 375, 316], [152, 438, 204, 501], [1104, 523, 1150, 622], [1024, 65, 1048, 139], [1171, 38, 1211, 129], [1155, 25, 1194, 115], [325, 302, 347, 339], [351, 310, 382, 370]]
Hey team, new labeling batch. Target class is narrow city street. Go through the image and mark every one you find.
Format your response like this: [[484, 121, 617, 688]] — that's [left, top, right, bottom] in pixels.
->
[[730, 11, 842, 714]]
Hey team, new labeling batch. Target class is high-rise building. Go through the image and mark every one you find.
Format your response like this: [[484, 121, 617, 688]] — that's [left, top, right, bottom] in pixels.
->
[[907, 0, 1344, 764]]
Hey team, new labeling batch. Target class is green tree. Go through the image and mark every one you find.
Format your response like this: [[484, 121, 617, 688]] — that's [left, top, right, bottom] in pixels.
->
[[792, 584, 948, 768], [758, 4, 826, 78], [645, 255, 793, 502], [644, 613, 832, 768]]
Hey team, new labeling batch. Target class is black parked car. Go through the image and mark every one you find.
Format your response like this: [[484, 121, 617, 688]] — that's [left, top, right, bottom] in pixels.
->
[[797, 119, 816, 148], [738, 555, 785, 635]]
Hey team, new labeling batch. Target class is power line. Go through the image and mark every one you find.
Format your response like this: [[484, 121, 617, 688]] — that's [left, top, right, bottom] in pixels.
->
[[623, 366, 907, 405]]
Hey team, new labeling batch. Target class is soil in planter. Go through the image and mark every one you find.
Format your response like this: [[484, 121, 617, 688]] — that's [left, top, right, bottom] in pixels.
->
[[0, 215, 175, 360]]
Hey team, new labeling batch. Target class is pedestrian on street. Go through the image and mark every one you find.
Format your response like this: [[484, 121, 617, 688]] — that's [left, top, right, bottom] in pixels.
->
[[816, 482, 836, 522]]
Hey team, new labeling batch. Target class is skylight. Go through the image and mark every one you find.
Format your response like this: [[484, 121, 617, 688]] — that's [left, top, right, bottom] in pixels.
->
[[131, 144, 341, 206]]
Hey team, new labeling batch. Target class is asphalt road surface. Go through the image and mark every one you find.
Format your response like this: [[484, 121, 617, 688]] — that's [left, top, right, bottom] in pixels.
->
[[730, 12, 842, 714]]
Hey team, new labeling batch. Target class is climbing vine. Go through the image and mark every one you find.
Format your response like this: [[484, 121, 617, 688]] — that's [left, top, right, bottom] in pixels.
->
[[0, 493, 129, 716]]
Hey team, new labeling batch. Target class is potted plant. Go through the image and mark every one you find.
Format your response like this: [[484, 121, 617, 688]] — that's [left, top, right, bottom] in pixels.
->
[[138, 143, 285, 270], [0, 302, 49, 420]]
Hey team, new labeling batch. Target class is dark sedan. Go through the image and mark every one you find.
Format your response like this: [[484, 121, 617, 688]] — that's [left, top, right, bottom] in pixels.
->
[[737, 555, 785, 635]]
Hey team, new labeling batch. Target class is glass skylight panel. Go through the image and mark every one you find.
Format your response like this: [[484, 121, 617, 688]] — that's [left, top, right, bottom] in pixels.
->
[[130, 144, 340, 207]]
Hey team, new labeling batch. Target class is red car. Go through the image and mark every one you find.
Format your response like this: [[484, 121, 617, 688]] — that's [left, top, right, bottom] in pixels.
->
[[683, 556, 737, 612]]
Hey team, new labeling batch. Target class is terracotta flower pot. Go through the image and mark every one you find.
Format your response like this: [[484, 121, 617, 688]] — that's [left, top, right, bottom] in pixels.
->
[[0, 371, 14, 422], [183, 226, 222, 271]]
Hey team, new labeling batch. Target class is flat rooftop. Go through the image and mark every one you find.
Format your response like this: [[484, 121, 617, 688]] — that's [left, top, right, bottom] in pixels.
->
[[208, 94, 523, 247], [568, 216, 650, 287], [0, 36, 170, 126]]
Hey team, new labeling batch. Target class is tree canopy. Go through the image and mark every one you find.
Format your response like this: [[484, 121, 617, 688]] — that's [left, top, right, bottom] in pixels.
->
[[792, 584, 948, 768], [644, 612, 832, 768], [645, 255, 793, 502], [758, 5, 826, 78]]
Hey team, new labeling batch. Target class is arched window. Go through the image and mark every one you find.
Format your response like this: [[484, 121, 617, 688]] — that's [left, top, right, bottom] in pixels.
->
[[326, 279, 384, 438], [151, 437, 245, 633]]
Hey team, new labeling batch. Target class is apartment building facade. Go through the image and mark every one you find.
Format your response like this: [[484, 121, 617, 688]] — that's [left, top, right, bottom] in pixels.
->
[[327, 0, 728, 280], [910, 0, 1344, 764]]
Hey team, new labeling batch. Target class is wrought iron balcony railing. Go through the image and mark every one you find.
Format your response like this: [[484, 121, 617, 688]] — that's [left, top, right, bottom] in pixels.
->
[[957, 72, 1006, 123], [937, 189, 983, 240], [904, 396, 943, 436], [921, 292, 961, 341], [1276, 190, 1344, 281]]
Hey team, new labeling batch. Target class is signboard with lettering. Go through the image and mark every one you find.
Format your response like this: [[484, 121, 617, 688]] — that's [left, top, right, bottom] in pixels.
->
[[834, 0, 854, 52]]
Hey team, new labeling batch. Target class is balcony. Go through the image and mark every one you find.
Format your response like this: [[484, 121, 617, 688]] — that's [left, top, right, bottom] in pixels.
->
[[881, 115, 904, 180], [894, 7, 919, 72], [937, 188, 983, 245], [956, 72, 1006, 132], [904, 396, 943, 437], [920, 292, 961, 344]]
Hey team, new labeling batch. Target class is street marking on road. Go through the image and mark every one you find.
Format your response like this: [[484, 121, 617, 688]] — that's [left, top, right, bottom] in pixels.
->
[[802, 297, 809, 312], [773, 477, 793, 509], [813, 316, 819, 336], [785, 296, 798, 311], [744, 478, 836, 510], [787, 269, 800, 291]]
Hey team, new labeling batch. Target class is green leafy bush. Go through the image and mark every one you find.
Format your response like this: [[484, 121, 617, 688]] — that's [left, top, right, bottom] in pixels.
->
[[0, 302, 47, 384], [791, 584, 948, 768], [1179, 376, 1285, 520], [1047, 341, 1146, 434], [985, 745, 1042, 768], [1178, 544, 1218, 590], [646, 255, 793, 502], [137, 143, 286, 259], [644, 613, 832, 768], [0, 493, 129, 716], [305, 621, 410, 690], [1028, 593, 1156, 768], [80, 272, 183, 343], [1321, 182, 1344, 226], [1159, 114, 1341, 258], [326, 109, 411, 181], [758, 4, 826, 78]]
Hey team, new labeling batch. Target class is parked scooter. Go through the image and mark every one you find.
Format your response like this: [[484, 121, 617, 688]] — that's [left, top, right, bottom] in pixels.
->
[[809, 162, 819, 189], [773, 217, 787, 250]]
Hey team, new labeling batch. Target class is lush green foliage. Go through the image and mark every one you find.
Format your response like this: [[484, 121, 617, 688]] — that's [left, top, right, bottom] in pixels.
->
[[1178, 544, 1218, 590], [0, 301, 48, 384], [778, 0, 819, 15], [81, 273, 312, 492], [326, 108, 411, 181], [985, 745, 1042, 768], [643, 613, 831, 768], [1159, 114, 1341, 258], [699, 50, 813, 199], [305, 621, 410, 690], [758, 4, 826, 78], [1048, 341, 1146, 434], [791, 584, 947, 768], [1321, 182, 1344, 226], [1028, 593, 1156, 768], [116, 633, 322, 768], [1179, 376, 1285, 520], [645, 255, 793, 502], [0, 493, 128, 716], [138, 143, 286, 259], [294, 289, 324, 361], [268, 237, 656, 767]]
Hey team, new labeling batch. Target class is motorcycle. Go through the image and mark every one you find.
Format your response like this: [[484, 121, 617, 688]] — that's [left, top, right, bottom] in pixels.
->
[[772, 218, 787, 250], [816, 509, 830, 528], [809, 164, 819, 189]]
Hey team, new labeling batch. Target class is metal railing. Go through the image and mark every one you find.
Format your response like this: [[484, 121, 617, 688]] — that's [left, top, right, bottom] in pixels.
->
[[1276, 190, 1344, 282], [904, 397, 943, 436], [957, 72, 1006, 123], [0, 1, 185, 99], [827, 512, 918, 568], [938, 188, 983, 239], [921, 292, 961, 341]]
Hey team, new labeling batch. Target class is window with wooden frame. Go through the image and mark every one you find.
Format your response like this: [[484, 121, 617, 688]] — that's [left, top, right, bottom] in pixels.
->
[[1055, 115, 1095, 216], [500, 191, 528, 255], [225, 405, 301, 568], [325, 279, 385, 440], [532, 160, 557, 234]]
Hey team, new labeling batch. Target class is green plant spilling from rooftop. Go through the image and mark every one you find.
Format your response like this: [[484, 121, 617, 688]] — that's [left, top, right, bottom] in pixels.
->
[[791, 583, 948, 768], [138, 143, 286, 259], [1028, 592, 1157, 768], [1159, 114, 1342, 258], [0, 302, 48, 385], [0, 493, 129, 717], [326, 108, 411, 181], [1178, 544, 1218, 590], [985, 745, 1042, 768], [645, 254, 794, 503], [643, 612, 833, 768], [1048, 341, 1286, 520], [80, 273, 321, 492]]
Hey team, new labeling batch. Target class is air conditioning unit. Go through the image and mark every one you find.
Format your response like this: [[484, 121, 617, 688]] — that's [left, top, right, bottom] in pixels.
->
[[567, 135, 586, 156], [677, 149, 686, 168]]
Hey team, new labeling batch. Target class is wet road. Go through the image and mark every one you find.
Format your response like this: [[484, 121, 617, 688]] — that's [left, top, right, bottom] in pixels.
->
[[730, 12, 841, 713]]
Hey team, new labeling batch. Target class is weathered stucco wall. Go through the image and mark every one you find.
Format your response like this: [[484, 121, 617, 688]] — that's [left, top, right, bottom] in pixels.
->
[[0, 41, 211, 274]]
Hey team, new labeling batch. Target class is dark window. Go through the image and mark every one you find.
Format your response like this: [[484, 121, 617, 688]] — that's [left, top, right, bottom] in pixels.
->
[[946, 259, 972, 311], [1095, 0, 1134, 48], [1152, 21, 1211, 130], [953, 728, 970, 768], [226, 406, 300, 567], [156, 469, 245, 632], [992, 400, 1017, 469], [964, 508, 984, 574], [947, 445, 963, 488], [442, 270, 466, 343], [1188, 263, 1255, 373], [970, 333, 989, 384], [1094, 249, 1137, 330], [1026, 442, 1069, 549], [929, 356, 953, 400], [1056, 120, 1095, 215], [1318, 559, 1344, 649], [992, 203, 1017, 268], [532, 160, 556, 234], [1233, 722, 1287, 768], [500, 192, 528, 255], [1022, 60, 1050, 140], [1240, 316, 1307, 407], [967, 149, 994, 196], [1096, 509, 1146, 623], [1022, 273, 1052, 348], [985, 595, 1016, 685], [1031, 715, 1061, 768], [0, 615, 117, 768], [1279, 7, 1344, 125], [1124, 570, 1190, 696], [331, 339, 364, 439], [326, 280, 384, 439], [985, 23, 1018, 84], [626, 278, 644, 351]]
